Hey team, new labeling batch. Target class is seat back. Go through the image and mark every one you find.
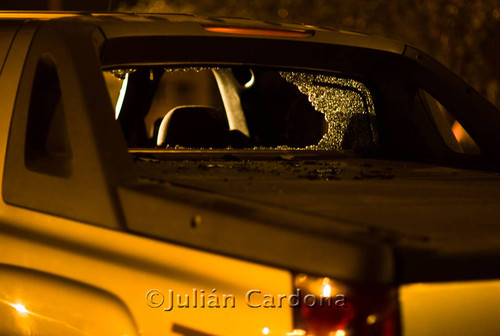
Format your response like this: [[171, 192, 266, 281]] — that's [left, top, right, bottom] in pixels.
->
[[156, 105, 229, 148]]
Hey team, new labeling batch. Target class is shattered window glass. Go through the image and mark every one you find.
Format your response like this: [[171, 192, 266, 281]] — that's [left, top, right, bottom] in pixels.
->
[[103, 66, 378, 152], [107, 68, 136, 80], [280, 72, 378, 151]]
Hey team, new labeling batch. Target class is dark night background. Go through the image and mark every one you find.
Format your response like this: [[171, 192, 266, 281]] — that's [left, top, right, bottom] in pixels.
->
[[1, 0, 499, 110]]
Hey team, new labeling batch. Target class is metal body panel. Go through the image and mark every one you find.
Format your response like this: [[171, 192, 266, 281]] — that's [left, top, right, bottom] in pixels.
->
[[0, 22, 22, 73], [118, 182, 394, 284], [2, 20, 131, 229], [98, 19, 405, 55], [400, 280, 500, 336], [0, 265, 138, 336], [0, 204, 293, 336]]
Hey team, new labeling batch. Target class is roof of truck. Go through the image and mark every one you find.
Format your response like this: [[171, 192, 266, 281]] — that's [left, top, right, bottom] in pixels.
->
[[0, 11, 406, 54]]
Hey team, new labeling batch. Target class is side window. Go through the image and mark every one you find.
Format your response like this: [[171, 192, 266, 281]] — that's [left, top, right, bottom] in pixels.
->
[[419, 89, 480, 155], [25, 54, 71, 177]]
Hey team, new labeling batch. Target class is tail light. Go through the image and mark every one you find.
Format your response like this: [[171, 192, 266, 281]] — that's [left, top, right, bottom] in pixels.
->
[[289, 273, 400, 336]]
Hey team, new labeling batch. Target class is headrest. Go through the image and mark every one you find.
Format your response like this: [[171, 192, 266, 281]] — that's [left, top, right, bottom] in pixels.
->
[[156, 106, 230, 148]]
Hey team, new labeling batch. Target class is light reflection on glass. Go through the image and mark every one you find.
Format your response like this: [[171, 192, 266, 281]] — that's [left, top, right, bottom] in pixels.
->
[[115, 72, 129, 119]]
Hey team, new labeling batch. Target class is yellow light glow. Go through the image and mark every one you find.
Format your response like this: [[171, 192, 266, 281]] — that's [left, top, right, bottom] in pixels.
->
[[115, 73, 129, 119], [334, 330, 346, 336], [13, 303, 29, 315], [287, 329, 307, 336], [366, 314, 377, 325], [262, 327, 270, 335], [295, 273, 308, 286], [322, 278, 332, 297]]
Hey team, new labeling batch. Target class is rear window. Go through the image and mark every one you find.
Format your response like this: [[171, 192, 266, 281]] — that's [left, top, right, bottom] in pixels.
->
[[103, 66, 378, 153]]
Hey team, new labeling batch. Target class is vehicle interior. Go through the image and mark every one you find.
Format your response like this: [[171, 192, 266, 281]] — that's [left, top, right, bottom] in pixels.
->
[[103, 66, 380, 154]]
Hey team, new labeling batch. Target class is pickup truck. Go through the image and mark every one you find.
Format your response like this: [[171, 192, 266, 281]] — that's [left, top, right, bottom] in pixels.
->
[[0, 12, 499, 336]]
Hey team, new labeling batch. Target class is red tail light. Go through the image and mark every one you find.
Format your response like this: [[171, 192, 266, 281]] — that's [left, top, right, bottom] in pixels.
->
[[291, 273, 400, 336]]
